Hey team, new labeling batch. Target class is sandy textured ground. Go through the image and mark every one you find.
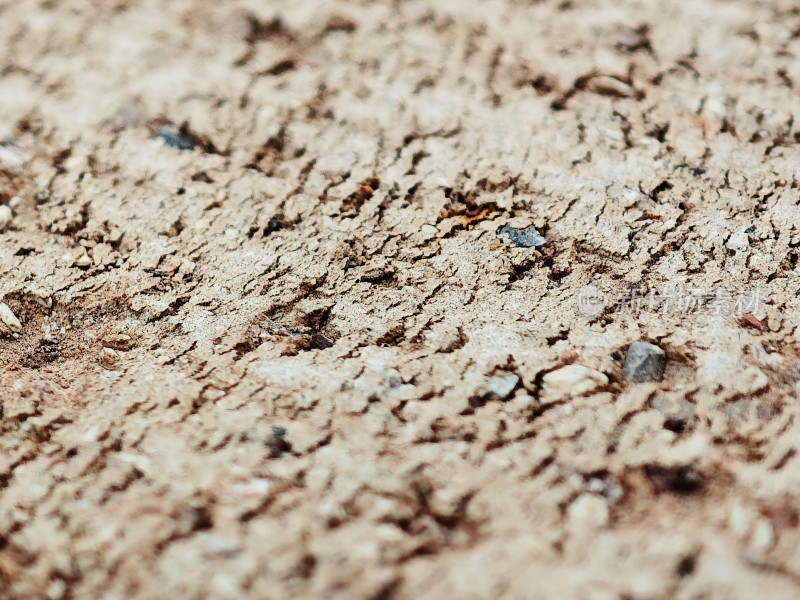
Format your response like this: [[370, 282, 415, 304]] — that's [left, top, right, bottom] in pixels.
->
[[1, 0, 800, 598]]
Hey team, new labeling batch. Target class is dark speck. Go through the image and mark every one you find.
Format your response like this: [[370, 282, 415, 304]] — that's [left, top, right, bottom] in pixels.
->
[[265, 218, 284, 234], [191, 171, 214, 183], [676, 553, 697, 577], [309, 333, 334, 350], [268, 426, 291, 457], [644, 464, 703, 494]]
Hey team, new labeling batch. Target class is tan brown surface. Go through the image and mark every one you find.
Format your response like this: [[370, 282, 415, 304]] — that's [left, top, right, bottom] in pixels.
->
[[2, 0, 800, 598]]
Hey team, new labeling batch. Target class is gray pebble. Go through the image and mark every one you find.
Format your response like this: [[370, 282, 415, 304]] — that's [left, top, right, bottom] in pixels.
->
[[622, 341, 666, 382], [498, 225, 546, 248], [158, 126, 199, 151]]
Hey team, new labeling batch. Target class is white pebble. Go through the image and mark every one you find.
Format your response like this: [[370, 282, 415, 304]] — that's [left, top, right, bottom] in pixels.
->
[[75, 251, 92, 268], [542, 364, 608, 402], [567, 494, 609, 529], [100, 347, 119, 368], [0, 302, 22, 333], [487, 374, 520, 399], [750, 518, 775, 553], [0, 205, 12, 232], [420, 224, 438, 240], [0, 145, 23, 169]]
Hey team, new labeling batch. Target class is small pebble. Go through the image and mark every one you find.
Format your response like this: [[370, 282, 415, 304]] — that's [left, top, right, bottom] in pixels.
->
[[749, 518, 775, 554], [0, 145, 24, 169], [0, 302, 22, 334], [158, 126, 199, 151], [486, 373, 520, 400], [75, 251, 92, 268], [622, 341, 666, 382], [108, 228, 123, 244], [567, 494, 609, 529], [29, 289, 53, 308], [100, 347, 119, 368], [542, 364, 608, 401], [616, 26, 651, 53], [104, 333, 133, 351], [498, 225, 546, 248], [586, 75, 634, 98], [0, 205, 12, 232], [45, 578, 67, 600], [420, 224, 438, 240], [726, 229, 750, 252], [729, 503, 754, 536]]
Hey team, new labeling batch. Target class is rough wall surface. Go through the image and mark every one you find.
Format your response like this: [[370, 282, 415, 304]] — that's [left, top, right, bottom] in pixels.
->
[[1, 0, 800, 598]]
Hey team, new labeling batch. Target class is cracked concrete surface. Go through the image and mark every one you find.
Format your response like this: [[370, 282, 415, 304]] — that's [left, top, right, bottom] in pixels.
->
[[2, 0, 800, 598]]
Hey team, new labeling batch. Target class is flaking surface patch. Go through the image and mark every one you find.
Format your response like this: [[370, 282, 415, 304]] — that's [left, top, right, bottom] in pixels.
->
[[1, 1, 800, 598]]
